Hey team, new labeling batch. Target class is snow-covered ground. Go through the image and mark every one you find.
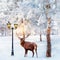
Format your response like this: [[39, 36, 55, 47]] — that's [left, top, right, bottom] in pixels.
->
[[0, 35, 60, 60]]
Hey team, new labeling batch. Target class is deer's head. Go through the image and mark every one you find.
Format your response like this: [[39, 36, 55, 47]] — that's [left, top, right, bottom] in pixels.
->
[[18, 37, 25, 43]]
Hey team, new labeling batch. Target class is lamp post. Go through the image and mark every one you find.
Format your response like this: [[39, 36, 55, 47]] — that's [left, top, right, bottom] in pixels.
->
[[11, 27, 14, 56], [7, 21, 18, 56]]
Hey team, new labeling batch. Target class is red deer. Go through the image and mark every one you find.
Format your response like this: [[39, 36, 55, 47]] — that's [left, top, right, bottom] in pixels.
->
[[18, 36, 38, 57]]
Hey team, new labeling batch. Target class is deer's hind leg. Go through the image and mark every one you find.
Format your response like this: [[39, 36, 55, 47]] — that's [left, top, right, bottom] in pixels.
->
[[35, 46, 38, 57], [32, 50, 34, 57], [24, 49, 28, 57]]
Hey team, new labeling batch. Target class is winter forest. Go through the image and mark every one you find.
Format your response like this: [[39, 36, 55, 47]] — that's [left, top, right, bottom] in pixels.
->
[[0, 0, 60, 60]]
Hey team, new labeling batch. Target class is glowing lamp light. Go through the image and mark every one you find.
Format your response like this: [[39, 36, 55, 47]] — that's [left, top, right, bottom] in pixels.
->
[[14, 24, 18, 29], [7, 21, 18, 29], [7, 21, 11, 29]]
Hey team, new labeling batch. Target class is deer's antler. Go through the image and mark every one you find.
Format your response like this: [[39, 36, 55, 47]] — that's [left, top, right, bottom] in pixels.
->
[[25, 33, 30, 38]]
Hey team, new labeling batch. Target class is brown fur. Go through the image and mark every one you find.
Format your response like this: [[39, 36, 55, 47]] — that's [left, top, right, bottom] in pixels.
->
[[19, 38, 38, 57]]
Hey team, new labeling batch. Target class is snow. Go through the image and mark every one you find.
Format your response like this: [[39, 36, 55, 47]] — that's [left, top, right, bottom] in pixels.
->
[[0, 35, 60, 60]]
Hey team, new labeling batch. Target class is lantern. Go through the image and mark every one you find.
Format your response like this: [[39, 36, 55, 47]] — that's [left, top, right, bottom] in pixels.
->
[[14, 24, 18, 29], [7, 21, 11, 29]]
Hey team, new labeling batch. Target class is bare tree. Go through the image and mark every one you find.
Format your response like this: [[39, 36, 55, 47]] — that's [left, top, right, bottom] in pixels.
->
[[43, 0, 52, 57]]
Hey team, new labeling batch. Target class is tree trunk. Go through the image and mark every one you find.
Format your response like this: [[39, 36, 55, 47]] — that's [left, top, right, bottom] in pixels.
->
[[46, 27, 51, 57], [40, 34, 42, 41]]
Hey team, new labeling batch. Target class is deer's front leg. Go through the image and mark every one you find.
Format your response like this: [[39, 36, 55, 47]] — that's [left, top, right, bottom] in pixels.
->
[[24, 49, 28, 57]]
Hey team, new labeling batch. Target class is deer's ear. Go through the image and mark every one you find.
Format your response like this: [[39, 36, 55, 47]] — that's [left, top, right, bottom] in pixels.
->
[[18, 37, 21, 40]]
